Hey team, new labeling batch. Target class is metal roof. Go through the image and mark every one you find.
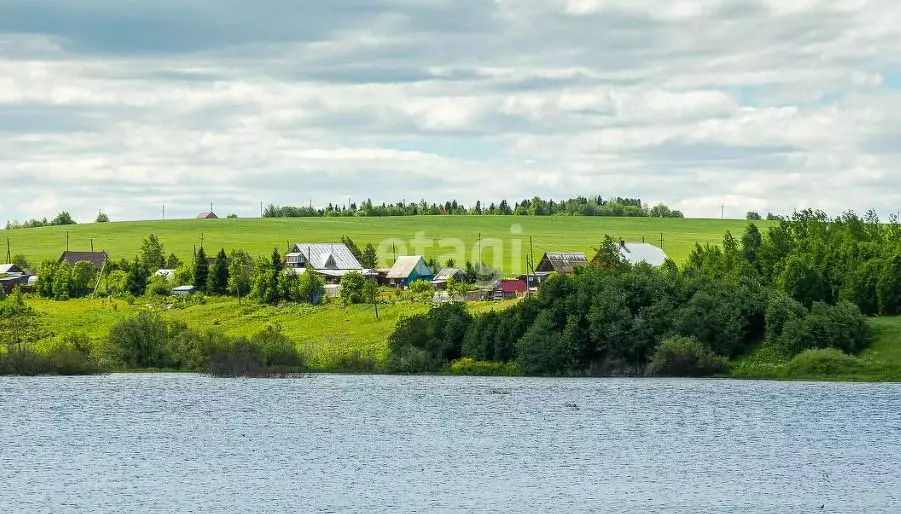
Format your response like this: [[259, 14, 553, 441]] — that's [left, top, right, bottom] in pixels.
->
[[434, 268, 465, 281], [386, 256, 432, 279], [536, 252, 588, 274], [0, 264, 22, 274], [58, 251, 108, 270], [289, 243, 363, 271], [620, 243, 669, 267]]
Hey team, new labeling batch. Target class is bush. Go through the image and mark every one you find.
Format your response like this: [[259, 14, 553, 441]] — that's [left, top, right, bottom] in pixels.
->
[[251, 324, 304, 369], [645, 336, 730, 377], [447, 358, 521, 376], [784, 348, 860, 377], [340, 271, 368, 304], [387, 304, 471, 371], [765, 291, 807, 341], [100, 311, 170, 369], [208, 336, 264, 377], [778, 301, 869, 356], [147, 274, 173, 297]]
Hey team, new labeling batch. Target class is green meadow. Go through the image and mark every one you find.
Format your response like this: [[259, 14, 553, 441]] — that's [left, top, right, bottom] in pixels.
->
[[28, 296, 517, 371], [1, 216, 767, 271]]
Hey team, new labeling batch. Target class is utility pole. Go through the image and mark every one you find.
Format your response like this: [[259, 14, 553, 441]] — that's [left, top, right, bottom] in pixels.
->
[[528, 236, 534, 296], [90, 239, 94, 252], [659, 233, 664, 249], [200, 233, 204, 250], [392, 242, 396, 264], [6, 238, 10, 264], [260, 201, 264, 219], [478, 232, 482, 270], [163, 204, 165, 220], [66, 231, 69, 252], [721, 205, 725, 220]]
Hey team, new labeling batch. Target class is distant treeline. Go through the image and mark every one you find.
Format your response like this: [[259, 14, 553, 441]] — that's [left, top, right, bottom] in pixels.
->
[[386, 209, 894, 376], [4, 211, 77, 230], [264, 196, 684, 218]]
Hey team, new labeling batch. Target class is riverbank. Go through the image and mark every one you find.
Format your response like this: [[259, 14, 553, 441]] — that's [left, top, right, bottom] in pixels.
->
[[3, 296, 897, 381]]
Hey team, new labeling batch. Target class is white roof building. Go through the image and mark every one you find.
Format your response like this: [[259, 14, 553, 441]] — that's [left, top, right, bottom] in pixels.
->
[[619, 242, 669, 267]]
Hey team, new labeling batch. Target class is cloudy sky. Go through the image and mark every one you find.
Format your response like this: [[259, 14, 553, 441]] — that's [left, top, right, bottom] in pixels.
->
[[2, 0, 901, 222]]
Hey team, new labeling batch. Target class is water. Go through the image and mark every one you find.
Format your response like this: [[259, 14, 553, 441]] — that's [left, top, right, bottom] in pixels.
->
[[1, 374, 899, 513]]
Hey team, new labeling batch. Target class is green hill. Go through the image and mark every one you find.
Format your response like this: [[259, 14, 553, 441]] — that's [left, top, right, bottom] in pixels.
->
[[1, 216, 766, 272]]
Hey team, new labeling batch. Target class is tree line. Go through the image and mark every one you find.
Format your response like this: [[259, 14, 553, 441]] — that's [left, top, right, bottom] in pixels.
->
[[386, 211, 887, 376], [264, 195, 684, 218]]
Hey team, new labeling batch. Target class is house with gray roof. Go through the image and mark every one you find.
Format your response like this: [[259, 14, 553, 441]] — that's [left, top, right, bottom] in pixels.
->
[[58, 251, 108, 270], [617, 242, 669, 267], [536, 252, 588, 275], [285, 242, 366, 282]]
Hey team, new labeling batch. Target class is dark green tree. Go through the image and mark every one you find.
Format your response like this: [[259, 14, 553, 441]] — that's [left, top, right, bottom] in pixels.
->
[[209, 249, 230, 295], [194, 247, 209, 293]]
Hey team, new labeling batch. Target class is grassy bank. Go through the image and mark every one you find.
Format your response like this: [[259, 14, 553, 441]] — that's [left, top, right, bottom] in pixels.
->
[[28, 296, 516, 371], [731, 316, 901, 382], [1, 216, 768, 270], [17, 295, 901, 381]]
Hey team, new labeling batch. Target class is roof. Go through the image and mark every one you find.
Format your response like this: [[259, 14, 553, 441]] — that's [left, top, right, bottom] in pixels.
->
[[537, 252, 588, 274], [289, 243, 363, 271], [434, 268, 465, 281], [155, 269, 175, 279], [59, 251, 108, 269], [498, 278, 527, 293], [620, 243, 669, 267], [173, 285, 197, 292], [196, 212, 218, 219], [0, 264, 22, 274], [386, 256, 432, 279]]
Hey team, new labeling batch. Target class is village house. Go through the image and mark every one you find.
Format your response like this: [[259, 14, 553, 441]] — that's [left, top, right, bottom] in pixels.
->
[[493, 278, 527, 300], [432, 268, 467, 290], [196, 211, 218, 219], [284, 242, 367, 283], [535, 252, 589, 275], [592, 240, 670, 267], [58, 251, 108, 270], [386, 256, 434, 287]]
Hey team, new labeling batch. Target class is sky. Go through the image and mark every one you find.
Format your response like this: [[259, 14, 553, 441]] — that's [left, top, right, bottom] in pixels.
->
[[2, 0, 901, 222]]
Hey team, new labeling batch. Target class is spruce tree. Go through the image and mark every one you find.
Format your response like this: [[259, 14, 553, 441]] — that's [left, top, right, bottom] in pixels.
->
[[194, 247, 209, 292], [209, 248, 230, 295]]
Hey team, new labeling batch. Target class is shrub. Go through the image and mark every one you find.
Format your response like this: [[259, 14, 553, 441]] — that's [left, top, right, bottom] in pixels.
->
[[100, 311, 170, 369], [340, 271, 367, 304], [447, 358, 521, 376], [784, 348, 860, 377], [147, 274, 173, 297], [765, 291, 806, 341], [778, 301, 869, 356], [645, 336, 730, 377], [251, 324, 304, 369], [208, 336, 264, 377]]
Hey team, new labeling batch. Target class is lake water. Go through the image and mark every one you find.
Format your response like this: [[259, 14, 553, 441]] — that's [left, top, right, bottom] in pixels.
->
[[1, 374, 900, 513]]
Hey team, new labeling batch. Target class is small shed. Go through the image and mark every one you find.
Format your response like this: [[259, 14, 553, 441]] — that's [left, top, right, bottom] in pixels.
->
[[535, 252, 588, 275], [173, 285, 197, 296], [386, 256, 434, 286], [1, 274, 30, 294], [518, 271, 553, 289], [494, 278, 527, 300], [58, 251, 109, 270], [196, 211, 218, 219]]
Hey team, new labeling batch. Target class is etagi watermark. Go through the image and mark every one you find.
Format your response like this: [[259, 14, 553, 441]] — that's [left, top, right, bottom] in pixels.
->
[[375, 224, 530, 275]]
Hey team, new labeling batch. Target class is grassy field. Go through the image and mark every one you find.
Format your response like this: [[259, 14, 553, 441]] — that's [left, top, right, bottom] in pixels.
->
[[29, 296, 516, 370], [1, 216, 766, 272]]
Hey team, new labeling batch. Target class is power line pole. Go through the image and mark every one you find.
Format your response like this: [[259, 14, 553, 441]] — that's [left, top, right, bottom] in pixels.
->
[[6, 238, 10, 264], [721, 205, 725, 220], [162, 204, 165, 220], [659, 232, 664, 249]]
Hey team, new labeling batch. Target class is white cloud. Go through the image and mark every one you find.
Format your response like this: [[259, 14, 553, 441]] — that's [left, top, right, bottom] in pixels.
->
[[2, 0, 901, 223]]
